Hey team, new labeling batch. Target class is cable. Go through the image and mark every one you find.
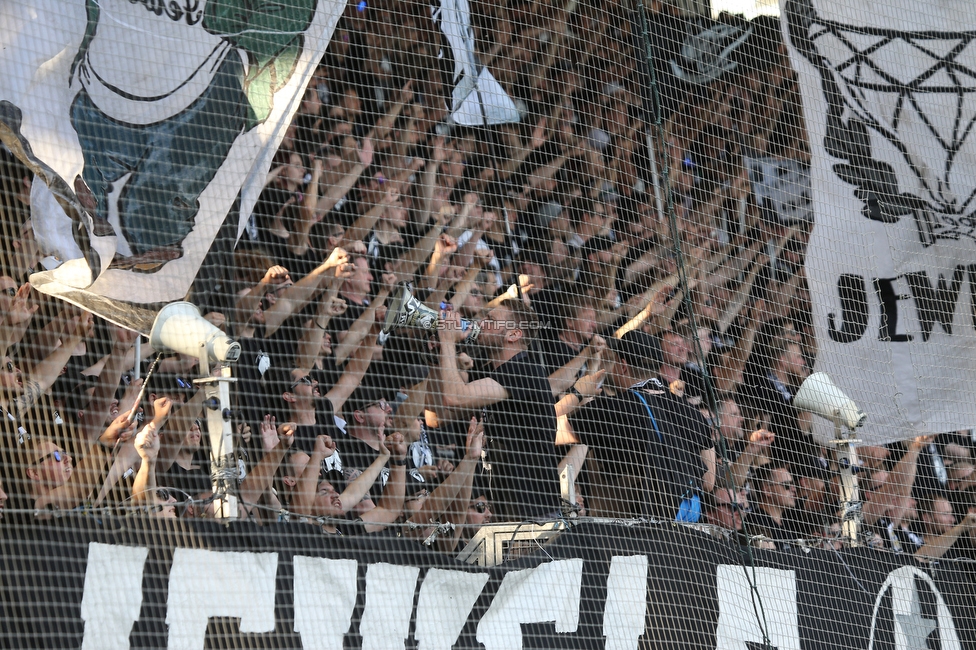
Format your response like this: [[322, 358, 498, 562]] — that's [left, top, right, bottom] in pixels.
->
[[633, 4, 775, 648]]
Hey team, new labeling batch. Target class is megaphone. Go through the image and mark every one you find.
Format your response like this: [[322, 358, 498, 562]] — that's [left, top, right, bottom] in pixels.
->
[[383, 284, 481, 342], [150, 302, 241, 365], [793, 372, 866, 430]]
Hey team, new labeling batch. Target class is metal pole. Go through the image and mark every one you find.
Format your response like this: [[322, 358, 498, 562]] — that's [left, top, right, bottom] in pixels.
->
[[196, 348, 239, 520], [132, 337, 141, 380], [832, 418, 862, 545]]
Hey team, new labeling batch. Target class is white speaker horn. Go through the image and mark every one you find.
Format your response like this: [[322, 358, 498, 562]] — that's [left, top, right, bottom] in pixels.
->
[[150, 302, 241, 365], [793, 372, 866, 430]]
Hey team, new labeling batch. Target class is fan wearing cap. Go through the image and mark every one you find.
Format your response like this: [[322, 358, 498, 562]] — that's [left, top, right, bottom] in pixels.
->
[[571, 330, 715, 521], [438, 302, 562, 521]]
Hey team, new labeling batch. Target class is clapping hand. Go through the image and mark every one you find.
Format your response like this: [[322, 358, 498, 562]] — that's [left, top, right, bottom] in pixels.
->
[[465, 417, 485, 460]]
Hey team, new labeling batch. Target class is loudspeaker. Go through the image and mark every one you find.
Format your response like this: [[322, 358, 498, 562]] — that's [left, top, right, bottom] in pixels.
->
[[150, 302, 241, 364], [382, 284, 481, 342], [793, 372, 866, 430]]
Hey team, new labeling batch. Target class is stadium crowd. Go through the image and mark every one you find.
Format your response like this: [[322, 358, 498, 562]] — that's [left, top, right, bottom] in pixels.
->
[[0, 0, 975, 563]]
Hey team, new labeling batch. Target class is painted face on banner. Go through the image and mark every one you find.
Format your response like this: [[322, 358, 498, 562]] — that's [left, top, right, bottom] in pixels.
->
[[1, 0, 341, 312]]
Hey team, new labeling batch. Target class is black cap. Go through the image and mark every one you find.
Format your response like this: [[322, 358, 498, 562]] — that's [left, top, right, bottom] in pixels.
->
[[608, 330, 662, 374], [792, 452, 833, 482]]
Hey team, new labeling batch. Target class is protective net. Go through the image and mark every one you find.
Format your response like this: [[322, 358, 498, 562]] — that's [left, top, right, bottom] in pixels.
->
[[0, 0, 975, 647]]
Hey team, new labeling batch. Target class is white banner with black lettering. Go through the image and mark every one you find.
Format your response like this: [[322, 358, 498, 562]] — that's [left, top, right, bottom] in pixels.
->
[[783, 0, 976, 444]]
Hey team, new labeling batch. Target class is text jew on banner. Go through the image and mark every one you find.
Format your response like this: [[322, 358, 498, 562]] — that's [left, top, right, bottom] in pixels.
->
[[782, 0, 976, 444]]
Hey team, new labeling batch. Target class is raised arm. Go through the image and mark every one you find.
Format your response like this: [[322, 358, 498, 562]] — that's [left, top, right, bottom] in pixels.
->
[[616, 284, 678, 339], [239, 420, 295, 518], [338, 444, 393, 513], [332, 273, 394, 364], [263, 248, 353, 337], [916, 512, 976, 561], [554, 371, 605, 418], [410, 422, 482, 528], [367, 81, 412, 141], [438, 313, 509, 410], [131, 421, 163, 505], [727, 429, 774, 490], [291, 434, 335, 517], [438, 418, 484, 552], [549, 336, 606, 396], [361, 432, 406, 533], [294, 288, 344, 371], [232, 265, 290, 334], [393, 378, 428, 439], [342, 187, 397, 245], [422, 234, 458, 293], [325, 326, 379, 415], [79, 325, 138, 443], [287, 156, 323, 257], [498, 118, 547, 180], [317, 138, 371, 213], [397, 212, 448, 278], [0, 283, 37, 359], [142, 390, 196, 477], [5, 315, 86, 417], [864, 437, 928, 526]]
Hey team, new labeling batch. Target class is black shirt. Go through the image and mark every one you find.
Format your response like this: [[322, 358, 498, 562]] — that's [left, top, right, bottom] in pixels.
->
[[632, 379, 713, 519], [571, 389, 660, 519], [872, 517, 925, 554], [332, 429, 389, 500], [573, 379, 713, 521], [235, 337, 274, 428], [290, 397, 344, 455], [327, 299, 368, 342], [740, 372, 817, 466], [162, 459, 212, 498], [528, 287, 563, 332], [482, 351, 561, 520], [747, 508, 798, 550]]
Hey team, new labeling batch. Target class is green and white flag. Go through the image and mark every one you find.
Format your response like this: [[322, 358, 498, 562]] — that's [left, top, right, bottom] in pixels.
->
[[0, 0, 342, 328]]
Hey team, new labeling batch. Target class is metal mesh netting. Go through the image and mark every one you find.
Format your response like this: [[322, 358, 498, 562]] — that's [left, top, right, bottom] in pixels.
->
[[0, 0, 975, 647]]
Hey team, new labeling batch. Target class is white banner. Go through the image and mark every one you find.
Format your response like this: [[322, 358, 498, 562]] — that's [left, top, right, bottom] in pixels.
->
[[745, 156, 814, 225], [432, 0, 520, 126], [782, 0, 976, 443], [0, 0, 343, 307]]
